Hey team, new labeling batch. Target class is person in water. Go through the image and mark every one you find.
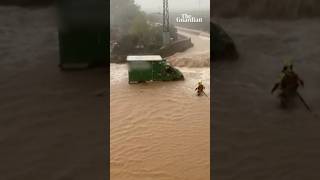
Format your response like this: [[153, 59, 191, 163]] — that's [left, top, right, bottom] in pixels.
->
[[195, 81, 206, 96], [271, 63, 304, 107]]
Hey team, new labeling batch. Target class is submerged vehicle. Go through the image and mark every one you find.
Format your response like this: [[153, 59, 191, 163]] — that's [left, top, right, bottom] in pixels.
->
[[211, 22, 238, 60], [127, 55, 184, 84]]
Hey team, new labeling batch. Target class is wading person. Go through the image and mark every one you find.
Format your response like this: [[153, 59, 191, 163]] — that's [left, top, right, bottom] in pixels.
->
[[271, 64, 304, 107], [195, 81, 206, 96]]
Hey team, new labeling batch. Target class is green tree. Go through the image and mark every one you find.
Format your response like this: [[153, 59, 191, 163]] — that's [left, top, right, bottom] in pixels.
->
[[110, 0, 142, 35], [129, 13, 149, 38]]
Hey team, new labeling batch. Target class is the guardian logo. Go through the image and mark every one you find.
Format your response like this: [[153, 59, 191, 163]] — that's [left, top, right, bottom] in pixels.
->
[[176, 13, 203, 23]]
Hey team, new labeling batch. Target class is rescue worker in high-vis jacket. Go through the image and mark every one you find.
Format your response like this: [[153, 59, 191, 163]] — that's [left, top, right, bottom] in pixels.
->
[[271, 62, 304, 107], [195, 81, 205, 96]]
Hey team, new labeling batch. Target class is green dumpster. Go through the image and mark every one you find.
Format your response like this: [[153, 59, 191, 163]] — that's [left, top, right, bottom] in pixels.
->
[[57, 0, 107, 69], [127, 55, 184, 84]]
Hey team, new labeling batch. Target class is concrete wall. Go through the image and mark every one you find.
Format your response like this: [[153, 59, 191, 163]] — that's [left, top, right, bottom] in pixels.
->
[[160, 35, 194, 57]]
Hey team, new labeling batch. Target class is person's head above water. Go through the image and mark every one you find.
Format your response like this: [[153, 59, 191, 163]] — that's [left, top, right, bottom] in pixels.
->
[[283, 59, 294, 71], [282, 59, 294, 73], [282, 66, 288, 72]]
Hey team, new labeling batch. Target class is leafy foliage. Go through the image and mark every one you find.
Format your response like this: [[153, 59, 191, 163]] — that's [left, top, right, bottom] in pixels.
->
[[111, 0, 178, 55]]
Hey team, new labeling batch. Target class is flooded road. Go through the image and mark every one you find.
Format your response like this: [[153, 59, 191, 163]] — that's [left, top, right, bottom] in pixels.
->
[[110, 30, 210, 180], [168, 29, 210, 68], [0, 7, 106, 179], [213, 18, 320, 180]]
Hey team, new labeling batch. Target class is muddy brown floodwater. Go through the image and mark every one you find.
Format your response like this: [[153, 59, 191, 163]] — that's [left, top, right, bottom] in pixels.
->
[[110, 30, 210, 180], [213, 18, 320, 180]]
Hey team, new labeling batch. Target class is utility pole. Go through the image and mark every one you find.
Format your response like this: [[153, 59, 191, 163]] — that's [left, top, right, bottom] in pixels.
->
[[163, 0, 170, 46]]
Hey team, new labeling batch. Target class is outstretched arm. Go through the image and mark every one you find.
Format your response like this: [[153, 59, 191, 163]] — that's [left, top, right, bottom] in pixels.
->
[[299, 78, 304, 87], [271, 83, 279, 94]]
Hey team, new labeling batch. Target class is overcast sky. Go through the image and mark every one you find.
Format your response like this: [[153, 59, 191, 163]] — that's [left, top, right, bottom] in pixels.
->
[[134, 0, 210, 12]]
